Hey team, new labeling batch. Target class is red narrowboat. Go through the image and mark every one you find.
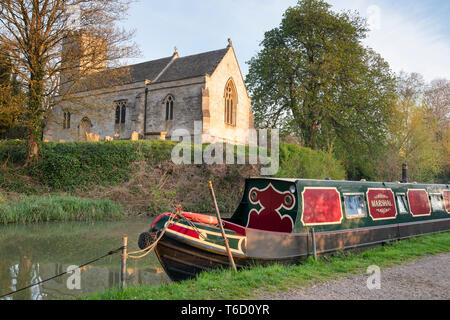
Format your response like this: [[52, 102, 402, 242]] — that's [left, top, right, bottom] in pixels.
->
[[139, 178, 450, 281]]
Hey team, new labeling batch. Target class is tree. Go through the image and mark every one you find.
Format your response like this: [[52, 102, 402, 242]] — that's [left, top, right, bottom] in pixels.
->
[[377, 72, 448, 183], [424, 79, 450, 182], [0, 46, 24, 135], [246, 0, 396, 180], [0, 0, 139, 160]]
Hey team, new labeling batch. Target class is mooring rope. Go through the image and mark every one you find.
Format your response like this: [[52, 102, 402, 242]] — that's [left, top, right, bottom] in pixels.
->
[[126, 206, 224, 259], [126, 213, 177, 259], [174, 211, 228, 245], [0, 246, 124, 299]]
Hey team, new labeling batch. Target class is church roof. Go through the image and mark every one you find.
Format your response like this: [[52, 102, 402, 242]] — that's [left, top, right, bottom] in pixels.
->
[[129, 56, 174, 83], [152, 48, 229, 83], [66, 46, 230, 93]]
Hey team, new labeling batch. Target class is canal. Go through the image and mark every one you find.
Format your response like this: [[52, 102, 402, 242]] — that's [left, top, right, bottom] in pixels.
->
[[0, 217, 170, 300]]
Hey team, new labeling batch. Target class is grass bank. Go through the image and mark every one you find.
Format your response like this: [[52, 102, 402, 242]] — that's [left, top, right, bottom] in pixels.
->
[[0, 195, 124, 225], [83, 232, 450, 300]]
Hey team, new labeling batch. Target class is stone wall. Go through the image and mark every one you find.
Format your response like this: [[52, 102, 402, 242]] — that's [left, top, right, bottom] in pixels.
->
[[145, 76, 205, 139], [43, 82, 146, 142], [203, 47, 254, 145]]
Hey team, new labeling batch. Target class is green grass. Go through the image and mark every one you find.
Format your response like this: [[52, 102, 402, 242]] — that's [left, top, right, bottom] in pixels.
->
[[83, 231, 450, 300], [0, 195, 124, 224]]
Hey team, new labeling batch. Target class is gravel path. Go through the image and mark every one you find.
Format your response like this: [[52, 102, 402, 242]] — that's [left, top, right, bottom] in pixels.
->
[[260, 253, 450, 300]]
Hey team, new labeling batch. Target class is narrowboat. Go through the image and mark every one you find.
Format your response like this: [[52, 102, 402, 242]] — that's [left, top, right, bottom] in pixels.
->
[[139, 177, 450, 281]]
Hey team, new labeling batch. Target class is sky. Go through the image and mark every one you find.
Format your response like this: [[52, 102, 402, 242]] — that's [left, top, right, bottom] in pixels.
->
[[121, 0, 450, 82]]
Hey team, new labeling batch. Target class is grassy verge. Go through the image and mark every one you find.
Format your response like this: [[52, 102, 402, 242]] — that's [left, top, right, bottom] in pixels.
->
[[83, 231, 450, 300], [0, 195, 124, 224]]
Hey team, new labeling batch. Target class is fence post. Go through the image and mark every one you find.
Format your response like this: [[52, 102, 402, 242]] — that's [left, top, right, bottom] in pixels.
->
[[120, 236, 127, 290], [310, 228, 317, 261]]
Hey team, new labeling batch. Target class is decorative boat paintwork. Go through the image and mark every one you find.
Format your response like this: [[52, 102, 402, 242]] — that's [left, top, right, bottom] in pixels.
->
[[142, 178, 450, 281]]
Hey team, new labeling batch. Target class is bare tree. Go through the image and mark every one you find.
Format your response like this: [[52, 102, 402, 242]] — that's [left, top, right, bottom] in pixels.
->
[[424, 79, 450, 126], [0, 0, 139, 160]]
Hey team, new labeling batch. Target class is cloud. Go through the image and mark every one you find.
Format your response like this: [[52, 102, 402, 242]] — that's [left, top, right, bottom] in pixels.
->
[[124, 0, 450, 82], [329, 0, 450, 81]]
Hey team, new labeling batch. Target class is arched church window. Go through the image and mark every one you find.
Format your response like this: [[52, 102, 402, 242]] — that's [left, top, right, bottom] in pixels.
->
[[114, 100, 127, 124], [225, 79, 237, 126], [165, 95, 174, 121], [63, 111, 71, 129]]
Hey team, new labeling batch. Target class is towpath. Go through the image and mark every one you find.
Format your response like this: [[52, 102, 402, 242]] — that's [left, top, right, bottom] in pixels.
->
[[258, 252, 450, 300]]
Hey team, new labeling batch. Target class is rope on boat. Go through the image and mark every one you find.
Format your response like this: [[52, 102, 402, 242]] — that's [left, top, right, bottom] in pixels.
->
[[172, 206, 226, 244], [126, 213, 177, 259], [126, 205, 225, 260]]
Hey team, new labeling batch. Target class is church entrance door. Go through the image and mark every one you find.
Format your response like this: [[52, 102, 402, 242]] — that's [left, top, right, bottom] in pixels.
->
[[79, 117, 92, 141]]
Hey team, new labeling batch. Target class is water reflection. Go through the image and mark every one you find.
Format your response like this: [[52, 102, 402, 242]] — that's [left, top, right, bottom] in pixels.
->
[[0, 218, 170, 300]]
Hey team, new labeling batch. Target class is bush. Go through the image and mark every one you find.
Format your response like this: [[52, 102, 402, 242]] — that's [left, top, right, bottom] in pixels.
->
[[276, 143, 346, 180], [0, 140, 346, 192], [0, 140, 27, 165], [0, 140, 177, 190]]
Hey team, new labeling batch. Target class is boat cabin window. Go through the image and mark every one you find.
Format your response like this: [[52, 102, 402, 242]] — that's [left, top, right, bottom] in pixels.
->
[[343, 193, 367, 218], [396, 193, 409, 214], [430, 193, 445, 212]]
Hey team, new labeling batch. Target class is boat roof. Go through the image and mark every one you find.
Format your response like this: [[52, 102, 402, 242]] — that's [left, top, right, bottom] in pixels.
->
[[247, 177, 450, 189]]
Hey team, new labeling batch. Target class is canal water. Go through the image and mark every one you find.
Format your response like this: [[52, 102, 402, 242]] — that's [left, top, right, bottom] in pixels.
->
[[0, 217, 170, 300]]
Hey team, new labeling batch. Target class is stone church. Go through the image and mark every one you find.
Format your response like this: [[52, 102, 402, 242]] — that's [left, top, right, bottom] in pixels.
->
[[43, 39, 254, 145]]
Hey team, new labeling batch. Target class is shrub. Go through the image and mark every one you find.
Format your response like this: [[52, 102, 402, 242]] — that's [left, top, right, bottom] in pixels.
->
[[276, 143, 346, 180], [26, 140, 176, 190], [0, 140, 346, 192]]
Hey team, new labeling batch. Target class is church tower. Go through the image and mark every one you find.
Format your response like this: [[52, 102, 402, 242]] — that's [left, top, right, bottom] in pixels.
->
[[60, 31, 107, 93]]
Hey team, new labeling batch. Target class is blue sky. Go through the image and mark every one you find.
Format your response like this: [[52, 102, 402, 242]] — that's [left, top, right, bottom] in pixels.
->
[[122, 0, 450, 82]]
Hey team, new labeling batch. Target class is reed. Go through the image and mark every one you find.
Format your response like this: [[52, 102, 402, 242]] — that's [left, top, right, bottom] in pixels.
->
[[0, 195, 124, 225]]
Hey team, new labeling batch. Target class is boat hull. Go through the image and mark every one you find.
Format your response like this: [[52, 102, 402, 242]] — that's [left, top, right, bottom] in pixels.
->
[[153, 217, 450, 282], [153, 232, 298, 282]]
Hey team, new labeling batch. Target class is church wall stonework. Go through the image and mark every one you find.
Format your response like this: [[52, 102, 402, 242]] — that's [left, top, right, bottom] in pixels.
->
[[204, 47, 253, 145], [43, 82, 146, 142], [145, 77, 205, 139]]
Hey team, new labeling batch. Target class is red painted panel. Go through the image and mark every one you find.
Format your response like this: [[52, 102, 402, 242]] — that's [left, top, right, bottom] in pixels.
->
[[151, 213, 172, 230], [168, 224, 200, 239], [443, 191, 450, 214], [247, 184, 295, 233], [301, 188, 343, 226], [408, 190, 431, 216], [367, 189, 397, 220], [223, 220, 246, 236]]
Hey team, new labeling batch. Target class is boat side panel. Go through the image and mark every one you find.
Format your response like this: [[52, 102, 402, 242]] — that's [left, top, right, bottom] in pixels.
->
[[293, 180, 450, 233], [408, 189, 431, 216], [444, 190, 450, 213]]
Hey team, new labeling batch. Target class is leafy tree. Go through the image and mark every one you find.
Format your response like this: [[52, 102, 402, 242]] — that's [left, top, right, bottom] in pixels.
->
[[377, 72, 448, 183], [246, 0, 396, 180], [0, 0, 139, 161], [0, 47, 24, 135], [423, 78, 449, 182], [0, 49, 12, 86]]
